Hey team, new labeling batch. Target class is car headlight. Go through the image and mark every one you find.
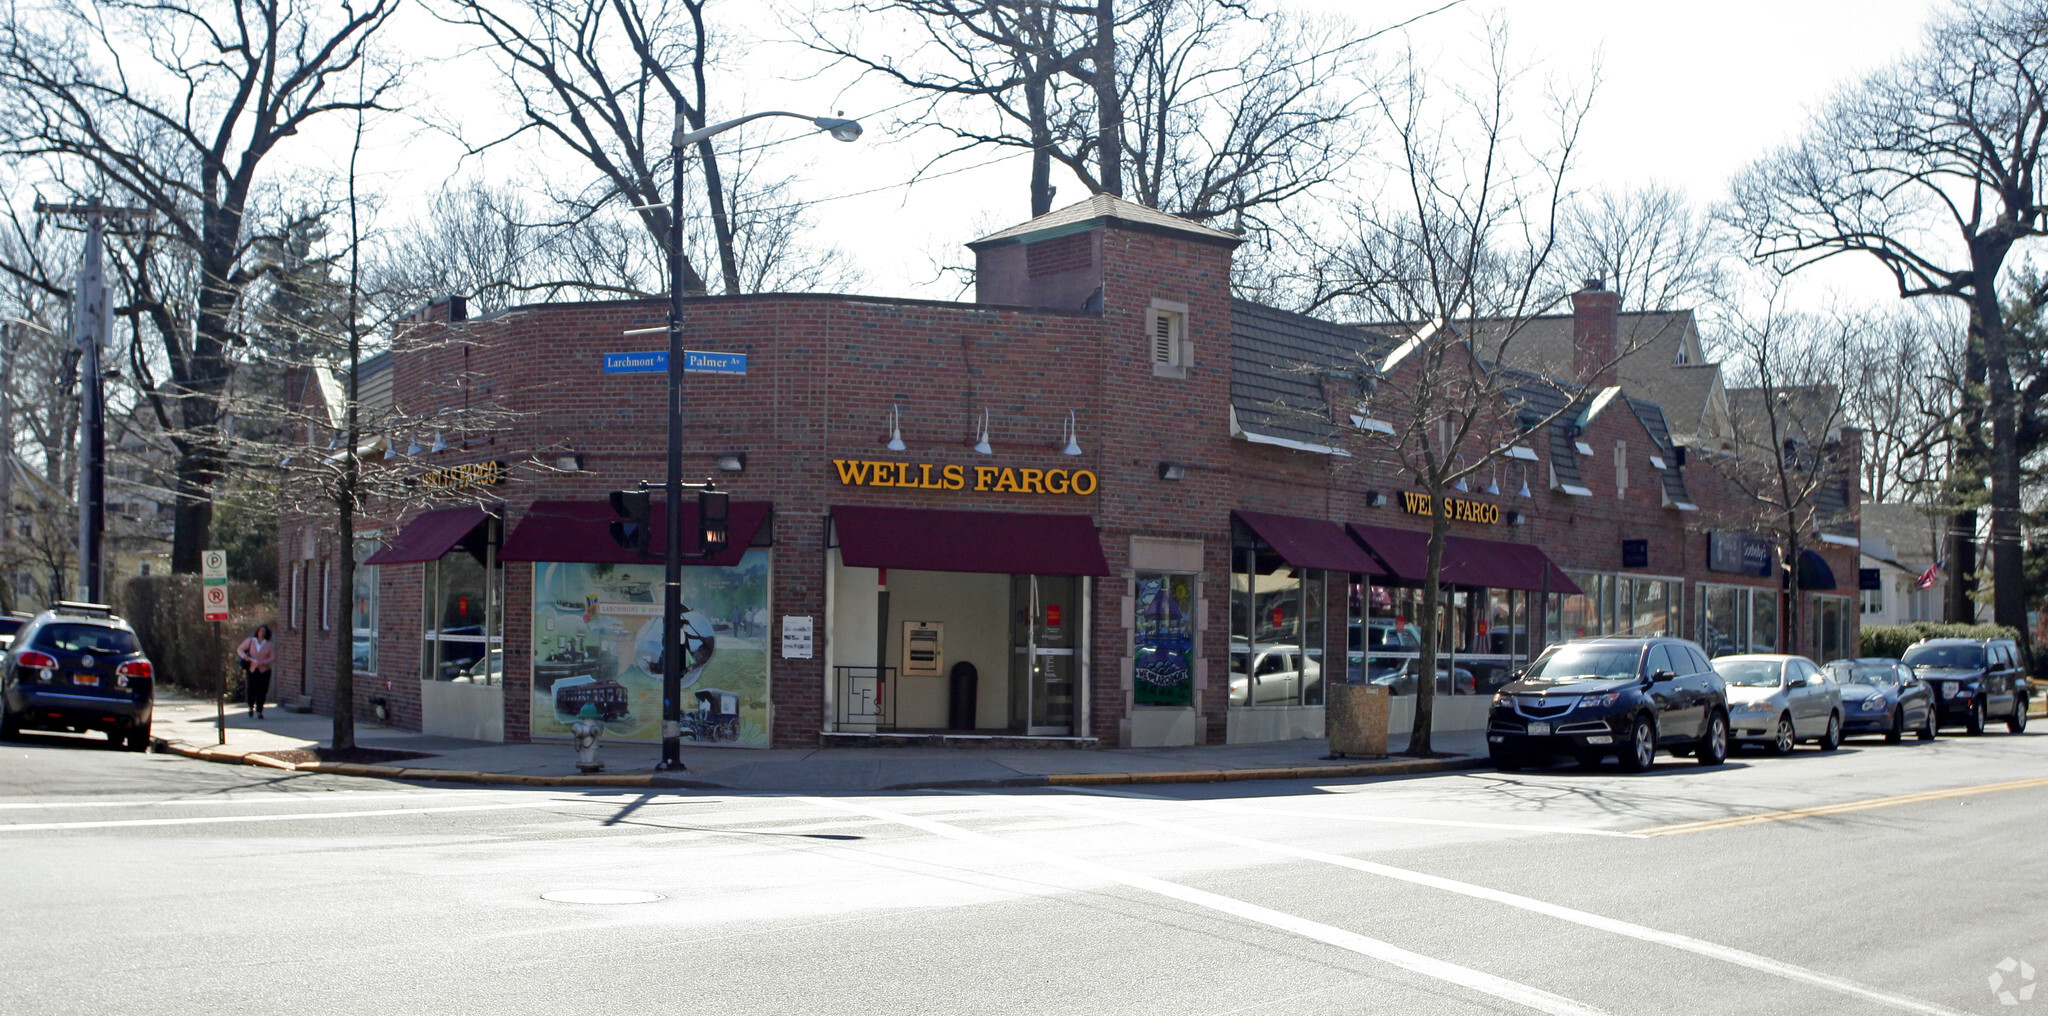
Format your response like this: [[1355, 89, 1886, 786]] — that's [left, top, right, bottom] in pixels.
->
[[1492, 690, 1513, 706], [1941, 684, 1957, 699], [1732, 700, 1771, 713], [1577, 692, 1621, 711], [1863, 697, 1888, 711], [1957, 685, 1976, 698]]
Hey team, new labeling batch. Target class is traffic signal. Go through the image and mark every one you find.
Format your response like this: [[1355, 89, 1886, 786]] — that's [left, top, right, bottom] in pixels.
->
[[698, 485, 729, 554], [608, 489, 651, 553]]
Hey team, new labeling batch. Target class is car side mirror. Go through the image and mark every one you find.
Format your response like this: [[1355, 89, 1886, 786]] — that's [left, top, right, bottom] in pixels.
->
[[1650, 669, 1676, 683]]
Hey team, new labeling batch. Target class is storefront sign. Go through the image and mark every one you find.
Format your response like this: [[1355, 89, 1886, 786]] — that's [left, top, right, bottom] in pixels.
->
[[1622, 539, 1649, 568], [781, 616, 814, 659], [1708, 531, 1774, 577], [420, 460, 506, 489], [831, 459, 1098, 496], [1859, 568, 1882, 591], [1400, 491, 1501, 525]]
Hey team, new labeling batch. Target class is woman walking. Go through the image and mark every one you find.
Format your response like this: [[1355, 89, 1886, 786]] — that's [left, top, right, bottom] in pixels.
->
[[236, 625, 275, 719]]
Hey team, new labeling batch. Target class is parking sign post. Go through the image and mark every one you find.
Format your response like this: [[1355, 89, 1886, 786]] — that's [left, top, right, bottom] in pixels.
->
[[202, 550, 228, 743]]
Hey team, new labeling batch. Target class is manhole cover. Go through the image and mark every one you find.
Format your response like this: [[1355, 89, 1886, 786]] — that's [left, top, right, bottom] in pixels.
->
[[541, 888, 666, 905]]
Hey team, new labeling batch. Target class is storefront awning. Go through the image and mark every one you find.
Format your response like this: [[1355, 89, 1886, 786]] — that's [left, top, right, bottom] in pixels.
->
[[1346, 523, 1581, 595], [1234, 510, 1385, 575], [832, 505, 1110, 576], [363, 507, 489, 565], [1798, 548, 1837, 590], [498, 500, 770, 567]]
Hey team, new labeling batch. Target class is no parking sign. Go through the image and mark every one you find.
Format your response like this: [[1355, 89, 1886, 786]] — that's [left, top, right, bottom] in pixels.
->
[[201, 550, 229, 621]]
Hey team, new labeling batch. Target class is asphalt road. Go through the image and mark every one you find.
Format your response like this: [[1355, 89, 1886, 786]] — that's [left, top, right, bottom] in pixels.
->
[[2, 726, 2043, 1015]]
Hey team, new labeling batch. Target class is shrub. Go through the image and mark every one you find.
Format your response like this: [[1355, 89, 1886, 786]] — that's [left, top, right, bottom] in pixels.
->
[[118, 575, 275, 696], [1859, 622, 2021, 661]]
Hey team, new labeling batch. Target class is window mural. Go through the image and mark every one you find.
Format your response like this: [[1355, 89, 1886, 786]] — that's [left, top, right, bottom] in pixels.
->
[[1134, 572, 1194, 706], [529, 551, 771, 746]]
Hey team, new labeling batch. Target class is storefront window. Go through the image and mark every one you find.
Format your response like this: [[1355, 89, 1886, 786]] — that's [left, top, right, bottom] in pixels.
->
[[1133, 572, 1195, 707], [1229, 546, 1320, 707], [1811, 595, 1851, 662], [1749, 589, 1780, 653], [1697, 583, 1777, 657], [421, 523, 501, 684], [1631, 579, 1669, 637], [352, 539, 380, 674]]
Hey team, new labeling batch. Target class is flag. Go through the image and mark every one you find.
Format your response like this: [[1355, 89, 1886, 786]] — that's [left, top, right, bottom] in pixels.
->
[[1914, 558, 1941, 591]]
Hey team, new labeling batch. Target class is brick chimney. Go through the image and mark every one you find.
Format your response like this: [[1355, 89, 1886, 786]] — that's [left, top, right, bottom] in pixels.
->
[[1571, 278, 1620, 388]]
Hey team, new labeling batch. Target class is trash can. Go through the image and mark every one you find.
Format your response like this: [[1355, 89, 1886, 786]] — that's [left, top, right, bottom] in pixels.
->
[[1325, 683, 1389, 758], [948, 661, 979, 730]]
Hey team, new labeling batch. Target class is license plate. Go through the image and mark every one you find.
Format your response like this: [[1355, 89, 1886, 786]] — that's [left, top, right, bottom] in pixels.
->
[[72, 671, 98, 687], [1527, 722, 1551, 736]]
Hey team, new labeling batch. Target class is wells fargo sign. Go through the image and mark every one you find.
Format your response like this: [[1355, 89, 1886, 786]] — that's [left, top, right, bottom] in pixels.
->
[[1401, 490, 1501, 525], [421, 460, 507, 489], [833, 459, 1098, 496]]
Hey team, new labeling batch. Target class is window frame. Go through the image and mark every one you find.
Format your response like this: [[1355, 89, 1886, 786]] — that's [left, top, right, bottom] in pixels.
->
[[1148, 298, 1190, 377]]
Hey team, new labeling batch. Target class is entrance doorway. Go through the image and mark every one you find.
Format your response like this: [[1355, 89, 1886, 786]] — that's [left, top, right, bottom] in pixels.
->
[[1011, 575, 1079, 735]]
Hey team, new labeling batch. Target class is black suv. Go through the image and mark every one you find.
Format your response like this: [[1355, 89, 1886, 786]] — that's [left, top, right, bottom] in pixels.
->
[[1903, 637, 2029, 736], [1487, 636, 1730, 772], [0, 602, 156, 750]]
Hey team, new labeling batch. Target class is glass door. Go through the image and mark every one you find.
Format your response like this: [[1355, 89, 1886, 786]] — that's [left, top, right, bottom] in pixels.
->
[[1010, 575, 1078, 735]]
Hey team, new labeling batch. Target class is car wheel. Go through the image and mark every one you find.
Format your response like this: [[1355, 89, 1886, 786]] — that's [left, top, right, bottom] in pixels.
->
[[1819, 712, 1842, 752], [0, 701, 16, 741], [1618, 715, 1656, 773], [1885, 707, 1904, 744], [1490, 748, 1523, 772], [1918, 705, 1937, 742], [2009, 698, 2029, 734], [1696, 711, 1729, 766], [124, 724, 150, 753], [1967, 701, 1986, 736], [1767, 714, 1796, 756]]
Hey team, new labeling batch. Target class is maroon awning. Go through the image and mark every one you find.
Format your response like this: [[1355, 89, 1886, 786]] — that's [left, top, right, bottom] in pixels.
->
[[1347, 523, 1429, 580], [363, 507, 489, 565], [498, 500, 770, 567], [1234, 510, 1385, 575], [833, 505, 1110, 576], [1441, 535, 1580, 594]]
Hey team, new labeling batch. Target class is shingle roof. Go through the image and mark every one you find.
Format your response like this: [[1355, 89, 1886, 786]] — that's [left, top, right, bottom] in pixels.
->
[[1229, 299, 1397, 448], [969, 193, 1242, 249], [1628, 397, 1694, 507], [1859, 503, 1945, 566]]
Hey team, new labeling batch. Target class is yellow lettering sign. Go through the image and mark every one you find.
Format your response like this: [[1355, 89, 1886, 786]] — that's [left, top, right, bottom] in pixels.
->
[[1399, 491, 1499, 525], [831, 459, 1098, 496]]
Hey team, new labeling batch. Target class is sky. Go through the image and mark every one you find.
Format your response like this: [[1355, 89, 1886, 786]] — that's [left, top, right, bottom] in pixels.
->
[[328, 0, 1947, 307]]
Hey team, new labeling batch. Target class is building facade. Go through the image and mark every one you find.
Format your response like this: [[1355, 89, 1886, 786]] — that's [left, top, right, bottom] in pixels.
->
[[275, 196, 1861, 750]]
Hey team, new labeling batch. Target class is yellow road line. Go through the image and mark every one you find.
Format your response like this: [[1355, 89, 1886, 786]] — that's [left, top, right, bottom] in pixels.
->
[[1638, 776, 2048, 837]]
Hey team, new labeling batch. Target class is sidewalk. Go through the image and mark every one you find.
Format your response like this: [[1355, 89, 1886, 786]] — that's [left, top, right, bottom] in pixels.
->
[[152, 695, 1489, 793]]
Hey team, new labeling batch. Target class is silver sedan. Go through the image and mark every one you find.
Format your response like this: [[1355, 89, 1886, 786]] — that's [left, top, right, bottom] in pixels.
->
[[1712, 654, 1844, 755]]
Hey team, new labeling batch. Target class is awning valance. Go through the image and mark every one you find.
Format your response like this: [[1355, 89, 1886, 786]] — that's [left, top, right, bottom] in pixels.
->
[[832, 505, 1110, 576], [1233, 510, 1386, 576], [363, 507, 489, 565], [1346, 523, 1580, 595], [498, 500, 770, 567], [1798, 548, 1837, 591]]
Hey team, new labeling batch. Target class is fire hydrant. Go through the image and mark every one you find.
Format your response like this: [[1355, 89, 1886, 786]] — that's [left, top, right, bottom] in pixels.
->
[[571, 703, 605, 773]]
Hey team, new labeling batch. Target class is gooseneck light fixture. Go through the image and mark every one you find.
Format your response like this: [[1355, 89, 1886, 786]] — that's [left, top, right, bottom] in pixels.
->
[[972, 409, 993, 455], [653, 107, 863, 773], [885, 404, 907, 452], [1061, 410, 1082, 456]]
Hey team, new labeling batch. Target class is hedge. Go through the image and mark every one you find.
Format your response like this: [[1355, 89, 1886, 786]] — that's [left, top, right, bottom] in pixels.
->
[[119, 575, 275, 697], [1859, 622, 2021, 662]]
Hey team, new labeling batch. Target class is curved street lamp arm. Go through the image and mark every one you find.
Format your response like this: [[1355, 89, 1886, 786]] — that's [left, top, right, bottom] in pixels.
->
[[673, 110, 861, 148]]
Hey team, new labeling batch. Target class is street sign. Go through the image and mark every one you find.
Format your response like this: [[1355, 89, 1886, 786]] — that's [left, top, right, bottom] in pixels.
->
[[602, 350, 748, 376], [201, 548, 229, 621]]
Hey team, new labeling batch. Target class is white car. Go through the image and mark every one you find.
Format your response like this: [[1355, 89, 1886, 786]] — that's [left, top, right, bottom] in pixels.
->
[[1229, 640, 1323, 706], [1712, 654, 1843, 754]]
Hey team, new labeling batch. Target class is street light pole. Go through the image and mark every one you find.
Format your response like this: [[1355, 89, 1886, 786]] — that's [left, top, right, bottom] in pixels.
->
[[656, 110, 861, 771]]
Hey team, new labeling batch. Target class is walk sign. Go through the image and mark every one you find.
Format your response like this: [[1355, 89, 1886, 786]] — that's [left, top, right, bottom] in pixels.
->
[[201, 549, 229, 621]]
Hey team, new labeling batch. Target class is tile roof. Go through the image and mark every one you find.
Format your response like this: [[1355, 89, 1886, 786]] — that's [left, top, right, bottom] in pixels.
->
[[1229, 299, 1397, 448], [969, 193, 1242, 248]]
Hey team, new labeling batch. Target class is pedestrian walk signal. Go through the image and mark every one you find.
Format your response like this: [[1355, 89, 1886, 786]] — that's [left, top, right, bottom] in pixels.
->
[[609, 489, 651, 554]]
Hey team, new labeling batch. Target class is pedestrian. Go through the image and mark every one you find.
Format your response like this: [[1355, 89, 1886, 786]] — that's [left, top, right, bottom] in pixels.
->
[[236, 625, 275, 719]]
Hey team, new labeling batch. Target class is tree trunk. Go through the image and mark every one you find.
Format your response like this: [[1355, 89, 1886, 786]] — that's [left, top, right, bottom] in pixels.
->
[[1409, 498, 1450, 756], [1027, 71, 1055, 216], [1946, 509, 1979, 622], [1974, 284, 2028, 634], [1093, 0, 1123, 197]]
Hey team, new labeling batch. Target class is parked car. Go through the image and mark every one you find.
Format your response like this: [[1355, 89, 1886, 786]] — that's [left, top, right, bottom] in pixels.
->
[[1824, 658, 1936, 742], [1487, 636, 1729, 772], [1713, 655, 1843, 754], [0, 602, 155, 750], [1228, 640, 1323, 705], [0, 612, 30, 652], [1369, 662, 1477, 696], [1904, 637, 2029, 735]]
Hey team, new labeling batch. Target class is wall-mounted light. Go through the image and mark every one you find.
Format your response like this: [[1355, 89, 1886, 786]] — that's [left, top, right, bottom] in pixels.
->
[[1157, 461, 1186, 481], [1364, 490, 1385, 507], [406, 438, 423, 456], [1485, 464, 1501, 496], [1516, 465, 1532, 499], [555, 452, 585, 472], [973, 409, 993, 455], [716, 452, 747, 473], [430, 431, 449, 454], [885, 405, 906, 452], [383, 443, 399, 461], [1061, 410, 1083, 456]]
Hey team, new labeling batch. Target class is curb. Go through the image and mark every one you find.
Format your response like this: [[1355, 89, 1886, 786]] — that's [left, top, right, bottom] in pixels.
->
[[158, 742, 723, 789], [1039, 755, 1490, 787]]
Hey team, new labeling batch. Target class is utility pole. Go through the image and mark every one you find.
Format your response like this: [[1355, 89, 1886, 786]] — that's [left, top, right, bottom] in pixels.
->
[[0, 323, 13, 611], [35, 199, 149, 604]]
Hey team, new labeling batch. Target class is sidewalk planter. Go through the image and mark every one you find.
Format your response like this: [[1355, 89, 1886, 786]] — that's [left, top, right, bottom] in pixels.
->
[[1326, 683, 1390, 758]]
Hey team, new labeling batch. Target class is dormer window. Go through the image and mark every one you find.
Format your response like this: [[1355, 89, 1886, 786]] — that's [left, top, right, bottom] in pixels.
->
[[1149, 298, 1189, 378]]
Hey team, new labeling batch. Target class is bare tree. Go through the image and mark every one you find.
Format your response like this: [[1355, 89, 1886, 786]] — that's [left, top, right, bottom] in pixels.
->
[[0, 0, 402, 573], [1724, 0, 2047, 633], [1839, 304, 1965, 503], [1557, 183, 1729, 314]]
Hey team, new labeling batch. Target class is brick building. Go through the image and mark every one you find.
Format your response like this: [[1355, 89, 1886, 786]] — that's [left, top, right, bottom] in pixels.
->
[[275, 195, 1860, 750]]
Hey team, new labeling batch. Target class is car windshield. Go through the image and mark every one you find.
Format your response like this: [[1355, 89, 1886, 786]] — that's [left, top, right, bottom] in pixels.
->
[[1714, 661, 1784, 687], [1903, 645, 1985, 669], [1827, 664, 1896, 686], [1522, 645, 1641, 681], [34, 623, 138, 655]]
